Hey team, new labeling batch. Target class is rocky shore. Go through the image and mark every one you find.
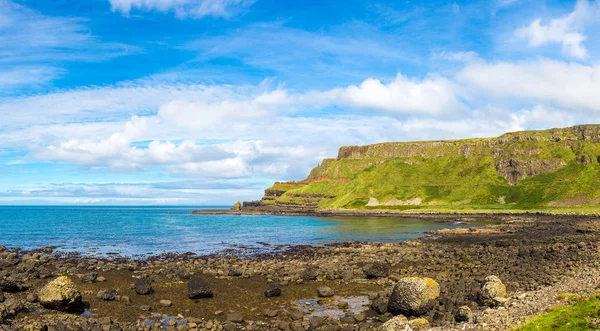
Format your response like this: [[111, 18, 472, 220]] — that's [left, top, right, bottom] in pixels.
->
[[2, 214, 600, 330]]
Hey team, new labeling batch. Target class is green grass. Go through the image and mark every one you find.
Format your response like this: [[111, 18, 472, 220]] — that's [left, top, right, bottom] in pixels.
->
[[515, 296, 600, 331], [261, 126, 600, 212]]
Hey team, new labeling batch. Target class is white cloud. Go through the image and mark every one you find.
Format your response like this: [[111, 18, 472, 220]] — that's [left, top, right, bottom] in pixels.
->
[[304, 74, 462, 114], [456, 58, 600, 112], [514, 0, 599, 59], [0, 66, 64, 89], [109, 0, 255, 18]]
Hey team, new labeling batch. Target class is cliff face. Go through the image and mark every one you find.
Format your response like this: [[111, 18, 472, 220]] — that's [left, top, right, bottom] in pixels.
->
[[250, 125, 600, 211]]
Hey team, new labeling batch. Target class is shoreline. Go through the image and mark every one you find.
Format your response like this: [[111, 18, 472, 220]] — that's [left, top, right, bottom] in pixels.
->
[[192, 207, 600, 218], [2, 214, 600, 330]]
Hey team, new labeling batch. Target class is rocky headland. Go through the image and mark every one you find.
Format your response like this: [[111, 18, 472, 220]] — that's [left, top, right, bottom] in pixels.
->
[[200, 125, 600, 216], [2, 214, 600, 330]]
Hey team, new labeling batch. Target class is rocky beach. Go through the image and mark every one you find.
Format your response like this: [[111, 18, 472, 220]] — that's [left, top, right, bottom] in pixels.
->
[[2, 214, 600, 331]]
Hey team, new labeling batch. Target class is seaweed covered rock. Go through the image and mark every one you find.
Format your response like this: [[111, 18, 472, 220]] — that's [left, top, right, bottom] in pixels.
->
[[38, 276, 81, 310], [388, 277, 440, 316], [479, 275, 506, 307]]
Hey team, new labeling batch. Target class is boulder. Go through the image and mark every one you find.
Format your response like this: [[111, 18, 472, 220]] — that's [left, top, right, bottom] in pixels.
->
[[317, 286, 334, 298], [455, 305, 473, 322], [364, 263, 390, 279], [388, 277, 440, 316], [38, 276, 82, 310], [97, 289, 117, 301], [134, 278, 153, 295], [188, 276, 213, 299], [264, 283, 281, 297], [479, 276, 506, 307]]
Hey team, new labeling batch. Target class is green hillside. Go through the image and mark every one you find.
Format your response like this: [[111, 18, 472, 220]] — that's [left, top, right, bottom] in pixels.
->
[[255, 125, 600, 213]]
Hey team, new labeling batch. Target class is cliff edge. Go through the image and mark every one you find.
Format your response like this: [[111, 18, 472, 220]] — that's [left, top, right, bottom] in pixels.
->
[[241, 125, 600, 213]]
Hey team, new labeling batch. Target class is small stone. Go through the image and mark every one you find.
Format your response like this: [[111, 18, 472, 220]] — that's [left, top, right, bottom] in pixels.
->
[[97, 289, 117, 301], [205, 320, 214, 329], [455, 305, 473, 322], [140, 305, 151, 311], [371, 298, 388, 315], [120, 295, 131, 303], [381, 315, 408, 331], [26, 292, 38, 303], [226, 311, 244, 323], [354, 312, 366, 322], [409, 318, 429, 330], [214, 310, 224, 316], [168, 319, 177, 326], [97, 276, 106, 282], [309, 317, 324, 328], [338, 301, 349, 309], [317, 286, 335, 298], [263, 309, 279, 318], [160, 300, 173, 307], [0, 289, 4, 302], [289, 309, 304, 320], [134, 278, 153, 295], [264, 283, 282, 297]]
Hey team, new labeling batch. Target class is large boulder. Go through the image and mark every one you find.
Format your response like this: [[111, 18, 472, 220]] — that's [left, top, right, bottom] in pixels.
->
[[188, 276, 213, 299], [388, 277, 440, 316], [479, 276, 506, 306], [38, 276, 81, 310], [364, 262, 390, 279]]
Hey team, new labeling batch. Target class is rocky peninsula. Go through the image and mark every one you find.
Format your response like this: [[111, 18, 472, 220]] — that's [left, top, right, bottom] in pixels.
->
[[2, 214, 600, 330]]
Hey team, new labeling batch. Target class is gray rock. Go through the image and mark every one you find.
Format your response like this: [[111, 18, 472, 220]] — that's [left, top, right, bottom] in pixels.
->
[[226, 311, 244, 323], [371, 297, 388, 314], [134, 278, 153, 295], [264, 283, 281, 297], [364, 263, 390, 279], [317, 286, 335, 298], [79, 273, 98, 283], [479, 276, 506, 307], [388, 277, 440, 316], [97, 289, 118, 301], [0, 289, 4, 302], [188, 276, 213, 299]]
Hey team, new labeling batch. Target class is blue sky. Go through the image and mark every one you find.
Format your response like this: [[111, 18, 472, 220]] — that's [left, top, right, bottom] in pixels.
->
[[1, 0, 599, 205]]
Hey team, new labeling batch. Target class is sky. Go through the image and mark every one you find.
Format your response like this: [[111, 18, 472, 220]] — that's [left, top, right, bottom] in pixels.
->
[[0, 0, 599, 205]]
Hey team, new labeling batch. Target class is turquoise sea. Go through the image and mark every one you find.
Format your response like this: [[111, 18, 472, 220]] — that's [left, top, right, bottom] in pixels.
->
[[0, 206, 481, 257]]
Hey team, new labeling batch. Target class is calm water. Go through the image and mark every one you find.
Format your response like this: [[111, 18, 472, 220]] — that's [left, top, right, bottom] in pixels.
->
[[0, 206, 483, 257]]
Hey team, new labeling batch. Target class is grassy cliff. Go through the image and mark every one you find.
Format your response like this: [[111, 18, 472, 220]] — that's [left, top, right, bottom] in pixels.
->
[[257, 125, 600, 212]]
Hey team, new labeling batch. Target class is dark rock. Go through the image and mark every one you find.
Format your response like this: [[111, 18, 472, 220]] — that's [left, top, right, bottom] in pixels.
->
[[134, 278, 153, 295], [0, 289, 3, 302], [364, 263, 390, 279], [97, 289, 118, 301], [187, 276, 213, 299], [309, 316, 324, 328], [264, 283, 281, 297], [371, 298, 388, 314]]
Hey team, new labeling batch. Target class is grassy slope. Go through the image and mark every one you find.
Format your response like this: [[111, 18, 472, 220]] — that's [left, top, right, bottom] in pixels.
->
[[264, 128, 600, 213], [516, 296, 600, 331]]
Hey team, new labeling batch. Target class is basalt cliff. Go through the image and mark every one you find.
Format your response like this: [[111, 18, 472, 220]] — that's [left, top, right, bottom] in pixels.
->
[[239, 125, 600, 213]]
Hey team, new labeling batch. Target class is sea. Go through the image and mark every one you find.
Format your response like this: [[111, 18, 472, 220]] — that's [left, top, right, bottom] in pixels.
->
[[0, 206, 484, 258]]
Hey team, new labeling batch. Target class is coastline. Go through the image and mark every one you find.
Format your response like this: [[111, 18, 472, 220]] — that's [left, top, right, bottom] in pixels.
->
[[192, 206, 600, 218], [2, 214, 600, 330]]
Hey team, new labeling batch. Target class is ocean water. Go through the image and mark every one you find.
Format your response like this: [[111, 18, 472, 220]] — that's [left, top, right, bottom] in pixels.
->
[[0, 206, 484, 257]]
